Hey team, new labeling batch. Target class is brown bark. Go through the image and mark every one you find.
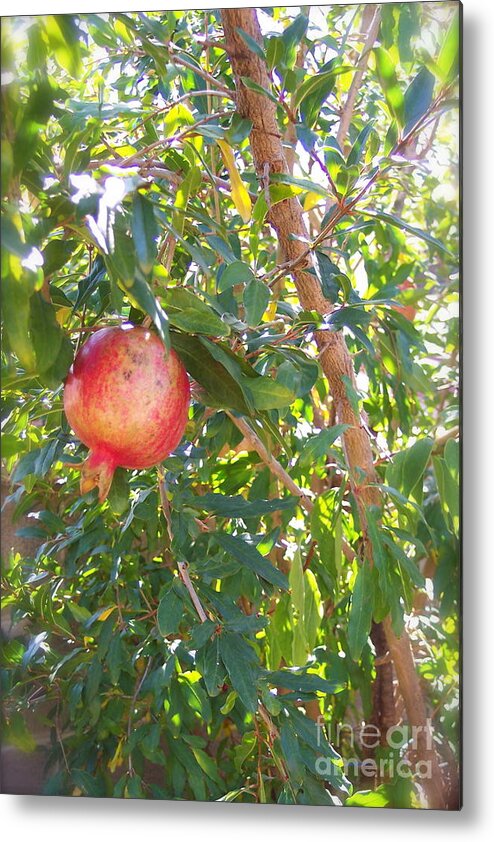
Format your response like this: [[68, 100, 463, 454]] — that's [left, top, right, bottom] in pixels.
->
[[220, 7, 447, 809], [383, 616, 446, 808]]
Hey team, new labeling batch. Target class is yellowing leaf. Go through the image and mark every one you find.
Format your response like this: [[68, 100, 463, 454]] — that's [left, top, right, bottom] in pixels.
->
[[97, 605, 117, 622], [217, 139, 252, 223], [303, 191, 323, 212], [55, 306, 71, 326], [108, 738, 125, 773], [265, 300, 278, 322]]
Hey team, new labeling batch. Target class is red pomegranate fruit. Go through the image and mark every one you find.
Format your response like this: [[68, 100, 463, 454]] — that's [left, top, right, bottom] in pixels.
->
[[63, 324, 190, 501]]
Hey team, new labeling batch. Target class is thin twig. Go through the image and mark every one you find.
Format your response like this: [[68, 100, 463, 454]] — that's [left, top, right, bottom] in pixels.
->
[[226, 412, 314, 513], [168, 46, 234, 97], [127, 657, 153, 774], [226, 411, 355, 562], [157, 471, 208, 623]]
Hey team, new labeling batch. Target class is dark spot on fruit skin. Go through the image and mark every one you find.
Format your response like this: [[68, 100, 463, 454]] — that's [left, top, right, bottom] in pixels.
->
[[122, 369, 132, 381], [156, 379, 164, 388]]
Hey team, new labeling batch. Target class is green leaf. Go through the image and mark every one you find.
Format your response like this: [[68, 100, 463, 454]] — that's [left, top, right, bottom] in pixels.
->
[[225, 113, 253, 146], [403, 67, 435, 134], [314, 252, 340, 303], [170, 332, 251, 413], [107, 468, 130, 516], [44, 16, 82, 78], [298, 424, 349, 467], [128, 274, 170, 349], [197, 493, 297, 519], [165, 287, 230, 336], [29, 292, 63, 373], [11, 438, 61, 483], [374, 47, 405, 127], [289, 549, 307, 666], [243, 278, 270, 326], [240, 76, 278, 104], [345, 789, 390, 808], [132, 193, 158, 275], [215, 533, 288, 591], [381, 532, 424, 589], [40, 333, 74, 390], [281, 14, 309, 67], [2, 275, 36, 371], [157, 582, 185, 637], [172, 165, 202, 237], [347, 122, 375, 167], [247, 376, 296, 411], [219, 630, 259, 713], [432, 455, 459, 535], [292, 63, 351, 114], [386, 437, 433, 498], [360, 209, 454, 257], [217, 259, 256, 292], [191, 746, 223, 785], [266, 36, 285, 72], [196, 637, 225, 697], [436, 9, 460, 82], [235, 27, 265, 60], [348, 560, 374, 661], [264, 668, 345, 695]]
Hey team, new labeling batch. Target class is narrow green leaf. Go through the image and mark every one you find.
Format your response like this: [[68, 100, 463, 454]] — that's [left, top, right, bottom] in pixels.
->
[[289, 549, 307, 665], [165, 287, 230, 337], [403, 67, 435, 134], [157, 582, 185, 637], [265, 668, 345, 695], [29, 292, 63, 373], [243, 277, 270, 326], [348, 560, 374, 661], [219, 630, 259, 713], [132, 192, 158, 275], [128, 274, 170, 349], [170, 332, 251, 414], [347, 122, 375, 167], [2, 275, 36, 371], [217, 259, 256, 292], [240, 76, 278, 104], [197, 493, 297, 518], [235, 27, 265, 60], [436, 9, 460, 82], [360, 209, 454, 257], [215, 533, 288, 591], [292, 63, 351, 111], [246, 376, 296, 411], [196, 637, 225, 697], [374, 47, 405, 126]]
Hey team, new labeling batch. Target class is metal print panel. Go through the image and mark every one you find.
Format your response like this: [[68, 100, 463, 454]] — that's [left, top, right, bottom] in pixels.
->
[[1, 2, 461, 810]]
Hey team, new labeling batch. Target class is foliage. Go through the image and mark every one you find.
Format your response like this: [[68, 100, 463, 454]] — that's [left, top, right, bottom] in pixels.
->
[[1, 5, 459, 806]]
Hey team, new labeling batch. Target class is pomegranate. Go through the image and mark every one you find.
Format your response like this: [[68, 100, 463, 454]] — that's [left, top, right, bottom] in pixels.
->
[[63, 324, 190, 501]]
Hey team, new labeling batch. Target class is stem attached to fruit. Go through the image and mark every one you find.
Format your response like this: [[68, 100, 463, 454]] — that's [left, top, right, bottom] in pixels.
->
[[74, 449, 117, 502]]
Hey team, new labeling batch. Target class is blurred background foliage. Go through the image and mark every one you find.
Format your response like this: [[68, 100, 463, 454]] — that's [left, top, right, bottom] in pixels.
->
[[1, 3, 459, 807]]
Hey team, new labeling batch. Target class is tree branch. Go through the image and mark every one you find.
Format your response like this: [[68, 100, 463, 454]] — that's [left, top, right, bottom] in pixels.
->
[[336, 5, 382, 151]]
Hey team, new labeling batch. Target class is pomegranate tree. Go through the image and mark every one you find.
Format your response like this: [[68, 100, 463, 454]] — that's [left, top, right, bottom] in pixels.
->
[[63, 324, 190, 501]]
